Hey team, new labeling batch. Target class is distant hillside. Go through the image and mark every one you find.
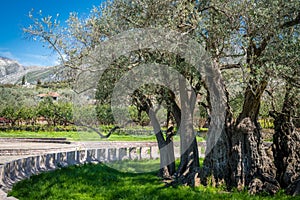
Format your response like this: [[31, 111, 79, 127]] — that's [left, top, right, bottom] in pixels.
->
[[0, 57, 65, 85]]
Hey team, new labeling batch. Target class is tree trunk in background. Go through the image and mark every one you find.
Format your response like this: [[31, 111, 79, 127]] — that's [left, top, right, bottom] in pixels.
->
[[201, 85, 232, 187], [175, 76, 200, 186], [272, 85, 300, 196], [148, 108, 176, 178], [201, 126, 231, 187], [134, 90, 176, 178]]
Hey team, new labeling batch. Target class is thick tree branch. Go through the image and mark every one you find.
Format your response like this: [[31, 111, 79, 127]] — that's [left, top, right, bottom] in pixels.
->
[[220, 63, 241, 71], [281, 12, 300, 28], [256, 12, 300, 57]]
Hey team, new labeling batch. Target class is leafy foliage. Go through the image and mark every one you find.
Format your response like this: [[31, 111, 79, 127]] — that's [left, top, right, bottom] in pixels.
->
[[22, 0, 300, 194]]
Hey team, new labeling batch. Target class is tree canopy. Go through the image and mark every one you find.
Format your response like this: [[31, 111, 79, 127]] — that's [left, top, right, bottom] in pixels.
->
[[24, 0, 300, 196]]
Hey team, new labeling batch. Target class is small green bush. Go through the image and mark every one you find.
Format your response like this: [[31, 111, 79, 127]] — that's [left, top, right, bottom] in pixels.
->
[[258, 118, 274, 129]]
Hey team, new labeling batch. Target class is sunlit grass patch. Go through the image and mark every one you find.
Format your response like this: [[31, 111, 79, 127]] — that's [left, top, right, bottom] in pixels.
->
[[9, 161, 297, 200], [106, 159, 161, 173], [0, 130, 205, 142]]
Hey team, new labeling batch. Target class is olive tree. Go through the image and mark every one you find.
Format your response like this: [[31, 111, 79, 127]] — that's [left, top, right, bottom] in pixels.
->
[[196, 0, 300, 194], [24, 0, 205, 181], [24, 0, 300, 195]]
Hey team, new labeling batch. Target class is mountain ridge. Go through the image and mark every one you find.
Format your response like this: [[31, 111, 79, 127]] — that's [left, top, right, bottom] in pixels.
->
[[0, 57, 62, 85], [0, 56, 25, 78]]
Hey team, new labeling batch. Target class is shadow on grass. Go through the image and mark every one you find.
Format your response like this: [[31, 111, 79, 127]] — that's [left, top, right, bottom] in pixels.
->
[[105, 159, 161, 173]]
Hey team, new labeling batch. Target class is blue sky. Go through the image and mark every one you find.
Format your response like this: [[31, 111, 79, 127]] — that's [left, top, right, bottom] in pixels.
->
[[0, 0, 104, 66]]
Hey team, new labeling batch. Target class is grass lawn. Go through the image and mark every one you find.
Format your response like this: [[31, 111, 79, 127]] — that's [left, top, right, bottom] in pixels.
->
[[0, 131, 157, 141], [0, 131, 82, 140], [8, 160, 299, 200], [0, 130, 205, 142]]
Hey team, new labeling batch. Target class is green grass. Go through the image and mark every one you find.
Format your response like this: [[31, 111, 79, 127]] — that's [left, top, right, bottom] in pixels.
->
[[0, 130, 205, 142], [8, 161, 299, 200], [106, 159, 161, 173], [0, 131, 82, 140], [0, 130, 156, 141]]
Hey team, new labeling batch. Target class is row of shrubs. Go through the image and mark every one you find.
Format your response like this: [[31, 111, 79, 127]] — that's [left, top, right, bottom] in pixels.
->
[[0, 125, 79, 132]]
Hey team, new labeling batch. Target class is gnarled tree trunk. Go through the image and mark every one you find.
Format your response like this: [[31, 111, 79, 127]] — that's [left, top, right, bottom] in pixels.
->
[[271, 85, 300, 196], [200, 84, 232, 187], [229, 80, 279, 194], [202, 79, 279, 194]]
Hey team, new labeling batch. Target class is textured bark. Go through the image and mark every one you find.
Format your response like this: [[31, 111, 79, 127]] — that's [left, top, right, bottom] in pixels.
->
[[230, 118, 279, 194], [230, 79, 279, 194], [202, 80, 280, 194], [201, 80, 232, 187], [201, 127, 231, 187], [237, 79, 268, 124], [201, 117, 279, 195], [272, 86, 300, 196]]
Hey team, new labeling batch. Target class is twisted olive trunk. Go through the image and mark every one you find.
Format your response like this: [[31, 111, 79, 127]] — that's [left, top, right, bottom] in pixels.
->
[[228, 78, 279, 194], [202, 78, 280, 194], [271, 85, 300, 196]]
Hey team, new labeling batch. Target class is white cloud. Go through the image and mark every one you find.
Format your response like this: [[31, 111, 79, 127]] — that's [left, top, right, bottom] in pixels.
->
[[0, 47, 60, 67], [20, 53, 60, 66], [0, 50, 18, 60]]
